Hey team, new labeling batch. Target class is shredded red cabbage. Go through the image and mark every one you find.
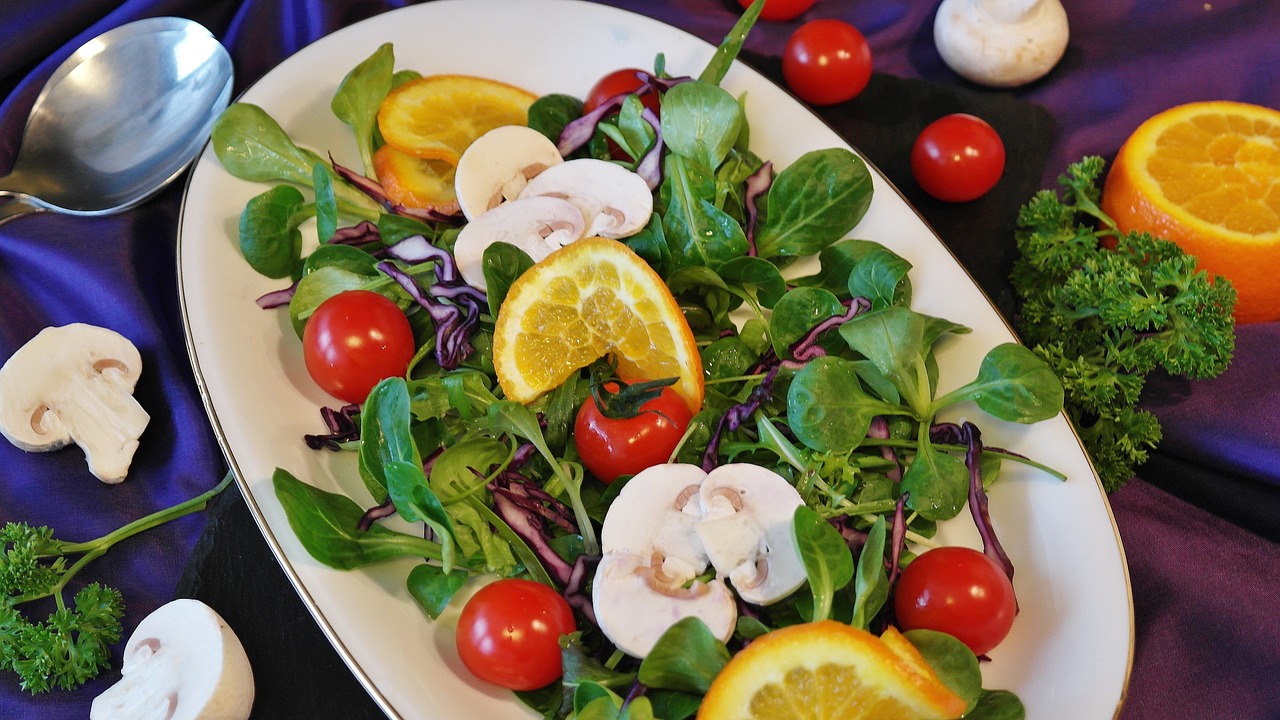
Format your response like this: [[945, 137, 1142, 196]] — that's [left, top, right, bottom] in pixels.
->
[[932, 421, 1016, 581], [743, 161, 773, 257], [304, 403, 361, 450], [488, 471, 577, 588], [376, 254, 485, 370], [329, 158, 460, 225]]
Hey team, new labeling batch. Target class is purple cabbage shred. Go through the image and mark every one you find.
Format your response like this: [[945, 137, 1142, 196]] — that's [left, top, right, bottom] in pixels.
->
[[487, 469, 578, 588], [743, 161, 773, 257], [304, 403, 361, 450], [376, 249, 485, 370]]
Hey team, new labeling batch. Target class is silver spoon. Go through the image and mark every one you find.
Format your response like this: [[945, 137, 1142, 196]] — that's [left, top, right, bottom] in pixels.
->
[[0, 17, 234, 226]]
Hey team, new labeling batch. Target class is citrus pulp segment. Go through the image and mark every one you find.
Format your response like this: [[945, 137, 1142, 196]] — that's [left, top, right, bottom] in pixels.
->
[[492, 237, 703, 412]]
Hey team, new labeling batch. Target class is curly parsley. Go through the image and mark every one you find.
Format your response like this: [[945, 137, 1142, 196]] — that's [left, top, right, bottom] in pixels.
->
[[1010, 156, 1236, 492], [0, 472, 233, 693]]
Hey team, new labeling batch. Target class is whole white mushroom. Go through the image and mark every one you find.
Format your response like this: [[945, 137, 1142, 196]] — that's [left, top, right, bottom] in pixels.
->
[[933, 0, 1070, 88]]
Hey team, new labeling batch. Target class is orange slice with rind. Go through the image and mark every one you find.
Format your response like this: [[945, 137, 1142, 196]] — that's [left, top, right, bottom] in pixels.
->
[[372, 144, 459, 213], [377, 74, 537, 165], [1101, 100, 1280, 323], [492, 237, 704, 412], [697, 621, 967, 720]]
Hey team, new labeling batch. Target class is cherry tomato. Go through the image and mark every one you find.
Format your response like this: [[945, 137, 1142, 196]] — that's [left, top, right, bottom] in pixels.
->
[[574, 382, 693, 483], [455, 578, 576, 691], [738, 0, 815, 21], [582, 68, 661, 116], [782, 19, 873, 106], [910, 113, 1006, 203], [301, 290, 415, 404], [893, 546, 1017, 656]]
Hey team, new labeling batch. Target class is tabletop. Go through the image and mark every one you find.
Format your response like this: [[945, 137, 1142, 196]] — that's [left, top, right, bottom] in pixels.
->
[[2, 1, 1279, 718]]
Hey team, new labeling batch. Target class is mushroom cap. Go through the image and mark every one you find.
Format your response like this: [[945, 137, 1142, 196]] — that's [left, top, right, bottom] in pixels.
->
[[90, 598, 255, 720], [454, 124, 565, 221], [0, 323, 150, 483], [518, 158, 653, 238], [591, 553, 737, 658], [697, 463, 806, 606], [933, 0, 1070, 88], [452, 195, 586, 290]]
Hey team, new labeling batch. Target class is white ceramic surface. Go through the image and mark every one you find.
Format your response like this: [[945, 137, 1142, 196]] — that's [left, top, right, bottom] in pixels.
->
[[178, 2, 1134, 718]]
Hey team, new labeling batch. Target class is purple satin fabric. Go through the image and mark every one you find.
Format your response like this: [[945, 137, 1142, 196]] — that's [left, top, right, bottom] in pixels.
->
[[1, 0, 1278, 718]]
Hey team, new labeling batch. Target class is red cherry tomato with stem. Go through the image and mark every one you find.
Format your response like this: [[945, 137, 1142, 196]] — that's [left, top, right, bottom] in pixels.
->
[[782, 19, 874, 106], [893, 546, 1017, 656], [302, 290, 415, 404], [910, 113, 1006, 202], [574, 380, 693, 483], [455, 578, 576, 691], [737, 0, 816, 22]]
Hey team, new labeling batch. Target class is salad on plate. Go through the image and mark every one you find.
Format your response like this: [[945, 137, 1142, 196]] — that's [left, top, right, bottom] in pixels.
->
[[196, 3, 1100, 719]]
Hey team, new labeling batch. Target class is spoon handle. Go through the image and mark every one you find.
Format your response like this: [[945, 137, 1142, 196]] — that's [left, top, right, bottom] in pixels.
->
[[0, 193, 46, 226]]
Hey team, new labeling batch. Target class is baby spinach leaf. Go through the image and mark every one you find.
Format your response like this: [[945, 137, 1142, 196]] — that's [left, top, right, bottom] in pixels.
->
[[965, 690, 1027, 720], [698, 0, 763, 85], [769, 286, 843, 360], [406, 563, 467, 619], [903, 628, 984, 708], [302, 243, 381, 277], [528, 93, 584, 146], [385, 459, 458, 573], [847, 245, 913, 310], [662, 82, 743, 171], [212, 103, 380, 220], [931, 343, 1065, 423], [358, 377, 421, 502], [849, 515, 889, 630], [754, 148, 873, 259], [839, 306, 932, 417], [717, 255, 786, 308], [793, 505, 854, 622], [790, 238, 881, 297], [637, 617, 731, 695], [238, 185, 310, 280], [272, 469, 443, 570], [901, 432, 969, 521], [482, 241, 534, 316], [330, 43, 393, 177], [312, 163, 338, 243], [661, 154, 749, 268], [787, 357, 896, 454], [287, 265, 375, 336]]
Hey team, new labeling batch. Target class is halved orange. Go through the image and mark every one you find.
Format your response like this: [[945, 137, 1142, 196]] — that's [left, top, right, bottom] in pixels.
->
[[1100, 101, 1280, 323], [492, 237, 704, 412], [377, 74, 537, 165], [697, 621, 967, 720]]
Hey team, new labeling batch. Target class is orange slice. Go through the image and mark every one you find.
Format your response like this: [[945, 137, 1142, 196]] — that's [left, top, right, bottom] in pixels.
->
[[372, 144, 459, 213], [377, 74, 537, 165], [697, 621, 967, 720], [1100, 101, 1280, 323], [492, 237, 704, 412]]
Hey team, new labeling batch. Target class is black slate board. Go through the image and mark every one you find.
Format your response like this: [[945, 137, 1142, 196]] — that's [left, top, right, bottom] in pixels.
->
[[177, 65, 1055, 719]]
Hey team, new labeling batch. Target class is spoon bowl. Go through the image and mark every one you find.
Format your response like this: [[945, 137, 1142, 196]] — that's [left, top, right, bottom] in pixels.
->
[[0, 17, 233, 225]]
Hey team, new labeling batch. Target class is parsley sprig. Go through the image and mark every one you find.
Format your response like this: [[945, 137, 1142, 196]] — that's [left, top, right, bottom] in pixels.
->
[[0, 471, 234, 693], [1010, 157, 1237, 491]]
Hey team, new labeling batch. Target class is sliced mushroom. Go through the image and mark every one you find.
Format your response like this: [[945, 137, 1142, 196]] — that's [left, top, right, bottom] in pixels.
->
[[933, 0, 1070, 88], [592, 463, 810, 656], [90, 599, 254, 720], [592, 553, 737, 658], [599, 462, 710, 582], [518, 158, 653, 239], [454, 124, 564, 221], [696, 463, 806, 606], [452, 195, 586, 290], [0, 323, 150, 483]]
